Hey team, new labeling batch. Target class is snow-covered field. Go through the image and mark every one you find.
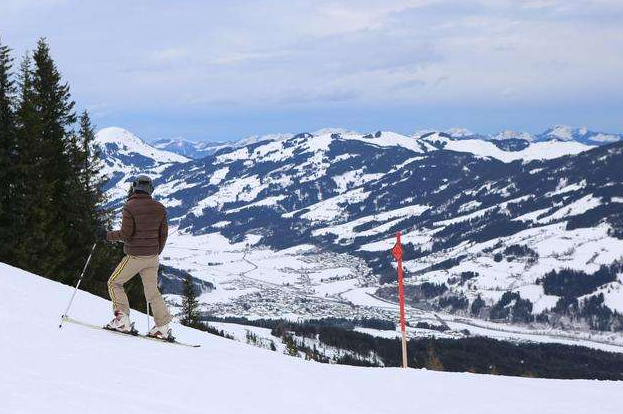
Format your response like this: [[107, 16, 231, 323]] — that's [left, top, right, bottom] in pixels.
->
[[159, 229, 623, 353], [2, 262, 622, 414]]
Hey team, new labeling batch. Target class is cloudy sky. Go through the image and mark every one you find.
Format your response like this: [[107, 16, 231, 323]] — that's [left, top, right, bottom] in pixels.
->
[[1, 0, 622, 142]]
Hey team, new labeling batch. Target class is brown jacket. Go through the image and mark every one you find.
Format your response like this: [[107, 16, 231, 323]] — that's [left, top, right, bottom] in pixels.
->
[[107, 193, 168, 256]]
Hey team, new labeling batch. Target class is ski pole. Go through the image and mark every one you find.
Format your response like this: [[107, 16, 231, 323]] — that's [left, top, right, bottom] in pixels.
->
[[59, 242, 97, 328], [146, 301, 151, 332]]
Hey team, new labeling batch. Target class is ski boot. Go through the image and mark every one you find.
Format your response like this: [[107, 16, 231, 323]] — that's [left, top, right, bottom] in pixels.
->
[[147, 323, 174, 342], [104, 310, 137, 335]]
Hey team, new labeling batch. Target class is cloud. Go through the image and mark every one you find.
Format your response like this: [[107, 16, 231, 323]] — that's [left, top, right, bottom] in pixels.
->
[[1, 0, 622, 138]]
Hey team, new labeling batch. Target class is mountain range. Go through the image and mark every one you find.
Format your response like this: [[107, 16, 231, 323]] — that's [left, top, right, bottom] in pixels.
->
[[149, 125, 622, 160], [95, 124, 623, 336]]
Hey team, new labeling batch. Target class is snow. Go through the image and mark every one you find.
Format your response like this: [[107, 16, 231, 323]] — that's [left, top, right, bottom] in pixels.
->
[[539, 194, 601, 222], [445, 127, 474, 137], [191, 175, 267, 214], [419, 131, 592, 162], [332, 169, 385, 193], [6, 262, 622, 413], [209, 167, 229, 185], [490, 130, 535, 141], [345, 131, 430, 154], [96, 127, 190, 164], [359, 231, 432, 252], [296, 188, 370, 222], [434, 206, 496, 226], [226, 195, 287, 213], [313, 205, 429, 240], [546, 125, 574, 141], [513, 207, 551, 222], [546, 180, 587, 197], [446, 139, 592, 163]]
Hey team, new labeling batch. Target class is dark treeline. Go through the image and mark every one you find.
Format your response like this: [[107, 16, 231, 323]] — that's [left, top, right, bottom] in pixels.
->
[[539, 262, 622, 298], [0, 36, 147, 309], [205, 315, 623, 380], [205, 316, 396, 331]]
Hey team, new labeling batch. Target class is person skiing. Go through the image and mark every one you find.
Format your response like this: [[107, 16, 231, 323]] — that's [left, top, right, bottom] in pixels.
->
[[97, 175, 173, 339]]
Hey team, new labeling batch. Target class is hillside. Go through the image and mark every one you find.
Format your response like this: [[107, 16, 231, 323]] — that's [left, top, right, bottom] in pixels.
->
[[94, 127, 623, 343], [2, 262, 622, 414]]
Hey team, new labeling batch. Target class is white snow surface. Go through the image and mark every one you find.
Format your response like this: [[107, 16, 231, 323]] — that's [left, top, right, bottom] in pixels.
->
[[446, 137, 591, 162], [96, 127, 189, 164], [5, 263, 622, 413]]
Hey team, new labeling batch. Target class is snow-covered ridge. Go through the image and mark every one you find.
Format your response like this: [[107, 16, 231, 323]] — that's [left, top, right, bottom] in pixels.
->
[[537, 125, 623, 145], [420, 131, 591, 162], [95, 127, 191, 208], [3, 262, 621, 414], [97, 127, 189, 164], [490, 130, 535, 141], [152, 137, 230, 159]]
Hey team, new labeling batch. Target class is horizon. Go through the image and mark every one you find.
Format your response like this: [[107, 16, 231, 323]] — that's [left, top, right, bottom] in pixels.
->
[[97, 123, 622, 144], [2, 1, 623, 142]]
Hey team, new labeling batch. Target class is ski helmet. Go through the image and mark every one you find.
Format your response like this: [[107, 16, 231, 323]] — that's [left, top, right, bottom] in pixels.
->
[[132, 175, 154, 195]]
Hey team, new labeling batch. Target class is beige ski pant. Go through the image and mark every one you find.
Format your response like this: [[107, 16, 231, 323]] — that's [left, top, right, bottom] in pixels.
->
[[107, 254, 172, 327]]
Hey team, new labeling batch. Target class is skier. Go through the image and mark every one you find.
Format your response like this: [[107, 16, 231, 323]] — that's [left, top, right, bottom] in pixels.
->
[[97, 175, 173, 339]]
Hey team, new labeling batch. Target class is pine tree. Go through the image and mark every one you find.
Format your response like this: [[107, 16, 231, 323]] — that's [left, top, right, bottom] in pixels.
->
[[12, 52, 53, 274], [180, 275, 201, 328], [32, 38, 78, 281], [62, 110, 112, 281], [0, 35, 17, 262], [425, 341, 444, 371]]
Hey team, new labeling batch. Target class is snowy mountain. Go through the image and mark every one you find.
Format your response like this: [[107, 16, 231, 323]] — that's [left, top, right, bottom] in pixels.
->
[[232, 132, 295, 149], [95, 125, 623, 338], [490, 130, 536, 142], [152, 137, 230, 159], [144, 125, 622, 164], [96, 127, 189, 207], [537, 125, 623, 145], [4, 262, 621, 413], [419, 131, 590, 161], [152, 133, 296, 159]]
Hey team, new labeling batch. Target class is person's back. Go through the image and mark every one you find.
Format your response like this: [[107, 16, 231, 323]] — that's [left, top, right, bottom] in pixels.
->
[[109, 193, 168, 256], [100, 175, 173, 340]]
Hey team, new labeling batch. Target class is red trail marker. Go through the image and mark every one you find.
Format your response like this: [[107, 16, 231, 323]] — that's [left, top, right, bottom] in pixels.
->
[[391, 231, 408, 368]]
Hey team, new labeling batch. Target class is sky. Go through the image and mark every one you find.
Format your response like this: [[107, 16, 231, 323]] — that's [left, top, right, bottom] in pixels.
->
[[1, 0, 623, 142]]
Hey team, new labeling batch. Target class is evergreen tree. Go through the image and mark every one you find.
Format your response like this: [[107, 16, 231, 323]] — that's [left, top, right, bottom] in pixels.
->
[[283, 334, 299, 357], [0, 35, 17, 262], [180, 275, 201, 328], [32, 38, 78, 281], [425, 342, 444, 371], [62, 110, 110, 282], [0, 37, 127, 307], [12, 51, 54, 274]]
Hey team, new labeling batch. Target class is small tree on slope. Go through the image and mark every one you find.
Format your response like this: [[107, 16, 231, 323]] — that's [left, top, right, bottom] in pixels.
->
[[180, 276, 201, 328]]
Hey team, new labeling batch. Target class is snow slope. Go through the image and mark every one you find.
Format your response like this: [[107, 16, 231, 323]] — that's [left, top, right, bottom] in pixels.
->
[[3, 262, 623, 413], [2, 263, 622, 413], [97, 127, 189, 165], [421, 132, 592, 162]]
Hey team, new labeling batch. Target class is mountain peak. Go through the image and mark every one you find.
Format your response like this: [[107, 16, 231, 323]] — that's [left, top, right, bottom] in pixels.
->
[[490, 130, 535, 142], [95, 127, 189, 164], [542, 125, 576, 141], [538, 125, 622, 145], [445, 127, 474, 138], [96, 126, 145, 146]]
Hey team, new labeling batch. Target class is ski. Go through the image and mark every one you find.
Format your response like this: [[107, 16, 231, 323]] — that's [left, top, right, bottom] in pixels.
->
[[60, 316, 201, 348]]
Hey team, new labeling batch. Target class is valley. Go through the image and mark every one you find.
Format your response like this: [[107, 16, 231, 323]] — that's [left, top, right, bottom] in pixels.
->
[[96, 125, 623, 351]]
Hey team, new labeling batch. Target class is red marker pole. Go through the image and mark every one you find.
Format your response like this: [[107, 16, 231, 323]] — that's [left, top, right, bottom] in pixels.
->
[[392, 232, 408, 368]]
